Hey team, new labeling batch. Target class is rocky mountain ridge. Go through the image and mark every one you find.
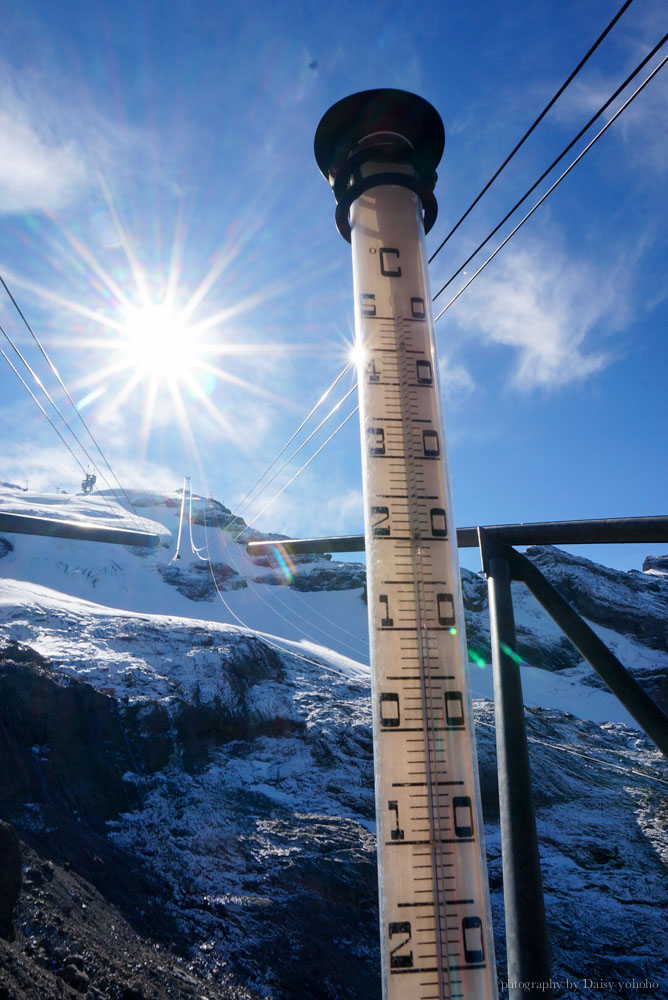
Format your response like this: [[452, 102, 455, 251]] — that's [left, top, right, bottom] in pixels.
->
[[0, 486, 666, 999]]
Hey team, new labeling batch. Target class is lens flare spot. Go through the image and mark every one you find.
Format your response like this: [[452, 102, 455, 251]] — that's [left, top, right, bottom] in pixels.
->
[[499, 641, 523, 665], [349, 341, 368, 371], [270, 544, 295, 584]]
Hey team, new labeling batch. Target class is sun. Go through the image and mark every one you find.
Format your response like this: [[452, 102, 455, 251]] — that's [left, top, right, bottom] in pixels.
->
[[118, 304, 196, 380]]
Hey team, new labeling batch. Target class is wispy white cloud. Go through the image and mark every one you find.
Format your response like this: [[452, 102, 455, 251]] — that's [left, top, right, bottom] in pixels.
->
[[0, 431, 181, 497], [0, 66, 88, 213], [452, 240, 628, 391], [437, 352, 477, 410], [245, 474, 364, 541], [550, 43, 668, 179], [0, 439, 87, 492]]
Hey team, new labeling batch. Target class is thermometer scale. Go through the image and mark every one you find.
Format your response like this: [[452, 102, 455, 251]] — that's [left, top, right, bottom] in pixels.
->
[[315, 91, 497, 1000]]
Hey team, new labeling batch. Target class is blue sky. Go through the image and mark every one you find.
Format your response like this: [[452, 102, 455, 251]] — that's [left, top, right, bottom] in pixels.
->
[[0, 0, 666, 574]]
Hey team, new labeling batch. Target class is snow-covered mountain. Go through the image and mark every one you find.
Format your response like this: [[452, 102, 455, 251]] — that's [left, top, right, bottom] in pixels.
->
[[0, 485, 370, 664], [0, 484, 666, 1000]]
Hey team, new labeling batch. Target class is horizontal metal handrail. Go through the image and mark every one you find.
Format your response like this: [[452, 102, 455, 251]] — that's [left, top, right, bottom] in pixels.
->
[[245, 515, 668, 555], [0, 511, 160, 547]]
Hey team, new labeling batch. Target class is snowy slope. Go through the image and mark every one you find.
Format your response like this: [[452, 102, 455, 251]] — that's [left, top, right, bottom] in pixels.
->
[[0, 578, 664, 999], [0, 484, 370, 663], [2, 483, 666, 727], [0, 483, 667, 999]]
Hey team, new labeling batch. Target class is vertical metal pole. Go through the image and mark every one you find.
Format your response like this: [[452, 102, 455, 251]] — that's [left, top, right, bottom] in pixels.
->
[[480, 531, 553, 1000]]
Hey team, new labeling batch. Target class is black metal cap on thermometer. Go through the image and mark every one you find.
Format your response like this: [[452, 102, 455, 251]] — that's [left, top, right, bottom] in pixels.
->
[[314, 88, 445, 242]]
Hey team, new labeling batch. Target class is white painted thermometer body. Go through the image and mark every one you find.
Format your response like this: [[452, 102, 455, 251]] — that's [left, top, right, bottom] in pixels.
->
[[351, 183, 497, 1000]]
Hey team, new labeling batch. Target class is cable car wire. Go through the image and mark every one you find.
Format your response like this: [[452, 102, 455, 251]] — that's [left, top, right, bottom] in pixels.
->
[[1, 347, 103, 487], [474, 719, 667, 786], [168, 478, 188, 564], [433, 52, 668, 324], [243, 562, 369, 657], [432, 31, 668, 303], [235, 406, 359, 541], [0, 271, 141, 521], [202, 497, 368, 681], [0, 320, 135, 516], [1, 345, 128, 521], [197, 486, 369, 655], [187, 481, 209, 561], [231, 382, 358, 525], [290, 585, 370, 650], [427, 0, 636, 264], [222, 361, 353, 531]]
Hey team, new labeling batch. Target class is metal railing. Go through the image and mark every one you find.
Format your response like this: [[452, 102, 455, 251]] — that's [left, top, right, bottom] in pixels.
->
[[248, 515, 668, 1000], [0, 510, 160, 547]]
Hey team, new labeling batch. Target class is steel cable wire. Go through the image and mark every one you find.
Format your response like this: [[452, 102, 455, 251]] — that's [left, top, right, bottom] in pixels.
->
[[219, 362, 353, 533], [432, 31, 668, 303], [187, 480, 209, 561], [1, 348, 108, 493], [199, 487, 369, 658], [428, 0, 636, 264], [474, 719, 668, 785], [201, 497, 369, 681], [1, 348, 130, 524], [434, 53, 668, 324], [0, 271, 142, 525], [200, 482, 370, 653], [235, 406, 360, 541], [168, 478, 188, 565], [1, 321, 134, 517], [231, 382, 358, 526]]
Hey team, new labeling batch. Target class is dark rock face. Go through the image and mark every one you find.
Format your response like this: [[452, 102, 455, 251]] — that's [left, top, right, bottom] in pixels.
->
[[292, 562, 366, 591], [160, 560, 247, 600], [0, 634, 378, 1000], [0, 840, 257, 1000], [0, 822, 21, 940], [0, 537, 14, 560], [643, 554, 668, 575], [0, 540, 667, 1000], [253, 562, 366, 591], [461, 568, 488, 612], [250, 552, 332, 567], [185, 497, 233, 526], [0, 651, 139, 828], [525, 546, 668, 652]]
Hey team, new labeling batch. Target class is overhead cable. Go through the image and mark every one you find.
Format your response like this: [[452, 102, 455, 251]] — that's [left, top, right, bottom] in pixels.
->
[[241, 560, 369, 657], [168, 478, 188, 565], [235, 406, 359, 541], [428, 0, 636, 264], [202, 485, 369, 655], [291, 586, 369, 650], [224, 361, 353, 529], [202, 495, 368, 680], [434, 52, 668, 323], [233, 382, 358, 523], [432, 31, 668, 302], [1, 320, 133, 514], [188, 481, 208, 560], [0, 271, 140, 520], [2, 348, 90, 480], [475, 719, 668, 786]]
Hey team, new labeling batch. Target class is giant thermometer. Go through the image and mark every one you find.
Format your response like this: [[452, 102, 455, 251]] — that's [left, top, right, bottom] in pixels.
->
[[315, 91, 497, 1000]]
